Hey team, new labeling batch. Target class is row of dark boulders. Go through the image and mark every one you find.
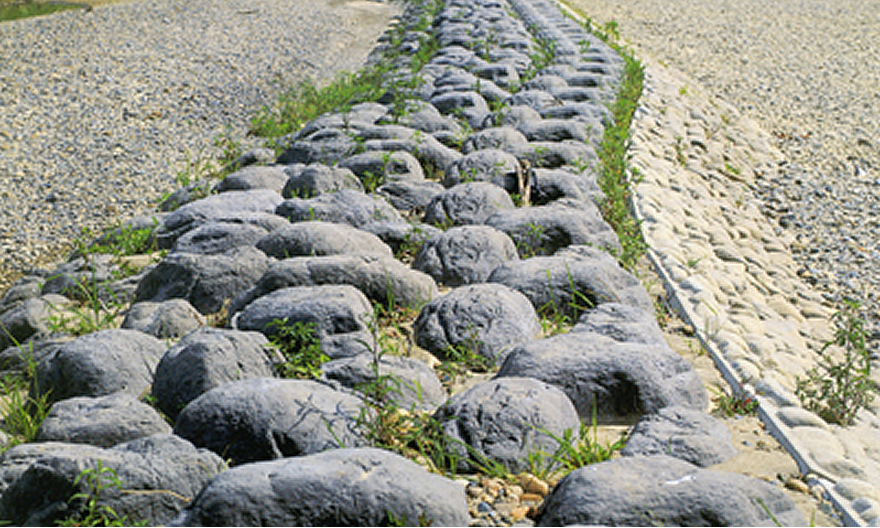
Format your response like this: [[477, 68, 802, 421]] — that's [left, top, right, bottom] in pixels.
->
[[0, 0, 807, 525]]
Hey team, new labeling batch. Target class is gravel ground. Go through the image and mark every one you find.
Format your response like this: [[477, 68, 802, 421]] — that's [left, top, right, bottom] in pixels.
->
[[564, 0, 880, 338], [0, 0, 397, 288]]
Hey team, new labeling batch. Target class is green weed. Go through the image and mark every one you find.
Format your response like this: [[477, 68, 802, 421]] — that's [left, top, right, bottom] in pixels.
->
[[46, 270, 126, 337], [527, 406, 626, 480], [796, 299, 878, 426], [709, 384, 758, 418], [266, 319, 329, 380], [0, 341, 51, 449], [564, 8, 648, 271], [58, 461, 144, 527]]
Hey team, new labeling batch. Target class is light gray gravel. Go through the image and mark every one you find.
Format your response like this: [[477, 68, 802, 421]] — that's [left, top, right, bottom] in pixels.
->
[[565, 0, 880, 337], [0, 0, 397, 288]]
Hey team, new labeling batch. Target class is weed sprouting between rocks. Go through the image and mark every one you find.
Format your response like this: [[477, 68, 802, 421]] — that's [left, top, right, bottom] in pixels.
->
[[796, 299, 878, 426], [0, 339, 50, 451], [266, 318, 329, 380]]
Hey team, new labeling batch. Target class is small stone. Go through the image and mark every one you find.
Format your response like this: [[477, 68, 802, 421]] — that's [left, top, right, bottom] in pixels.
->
[[784, 476, 811, 494], [519, 473, 549, 497], [467, 485, 485, 499], [482, 477, 505, 497], [519, 493, 544, 503], [510, 505, 530, 522]]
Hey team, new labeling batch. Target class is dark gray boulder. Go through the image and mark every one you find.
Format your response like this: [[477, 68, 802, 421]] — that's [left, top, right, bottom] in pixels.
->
[[437, 378, 580, 473], [294, 102, 387, 137], [36, 393, 170, 447], [214, 165, 288, 194], [0, 336, 69, 381], [0, 296, 52, 352], [275, 189, 402, 227], [529, 167, 604, 205], [134, 246, 270, 315], [276, 129, 359, 166], [169, 448, 470, 527], [485, 198, 621, 256], [461, 126, 529, 155], [495, 104, 542, 128], [538, 456, 806, 527], [384, 99, 463, 134], [621, 406, 738, 467], [121, 299, 206, 339], [423, 182, 515, 227], [516, 119, 591, 143], [375, 180, 445, 213], [513, 140, 597, 169], [361, 132, 462, 175], [414, 283, 539, 365], [488, 251, 653, 320], [173, 378, 367, 465], [0, 275, 42, 311], [0, 442, 73, 496], [322, 353, 446, 411], [338, 150, 425, 185], [443, 149, 523, 193], [507, 89, 557, 112], [522, 74, 570, 93], [156, 190, 283, 247], [541, 100, 611, 122], [473, 62, 520, 88], [235, 255, 437, 312], [35, 329, 167, 405], [430, 90, 490, 128], [413, 225, 518, 286], [496, 333, 708, 421], [170, 221, 271, 255], [256, 221, 393, 259], [281, 163, 364, 199], [231, 285, 374, 360], [359, 221, 441, 260], [224, 147, 276, 171], [572, 302, 666, 345], [152, 327, 274, 419], [0, 435, 224, 526]]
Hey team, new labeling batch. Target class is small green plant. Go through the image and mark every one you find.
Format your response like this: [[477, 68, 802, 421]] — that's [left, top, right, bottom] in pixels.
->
[[674, 135, 687, 166], [516, 221, 546, 258], [395, 225, 427, 264], [58, 461, 141, 527], [528, 405, 627, 480], [436, 334, 494, 393], [213, 127, 245, 175], [796, 299, 878, 426], [266, 319, 328, 380], [520, 30, 557, 84], [78, 220, 159, 259], [46, 270, 126, 337], [0, 340, 51, 449], [175, 148, 218, 189], [536, 265, 594, 332], [724, 162, 742, 176], [710, 384, 758, 418]]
